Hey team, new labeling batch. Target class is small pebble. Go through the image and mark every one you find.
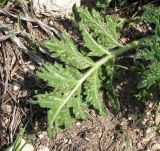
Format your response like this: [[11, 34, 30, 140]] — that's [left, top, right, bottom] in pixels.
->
[[68, 139, 72, 144], [37, 145, 50, 151], [146, 111, 151, 116], [13, 82, 21, 91], [21, 144, 34, 151], [146, 127, 152, 134], [38, 133, 44, 139], [24, 67, 28, 72], [48, 20, 54, 26], [5, 17, 13, 24], [151, 143, 160, 150], [128, 116, 132, 121], [2, 104, 12, 114], [38, 131, 47, 139], [75, 122, 81, 126], [63, 138, 68, 143], [28, 64, 35, 70], [148, 102, 153, 109]]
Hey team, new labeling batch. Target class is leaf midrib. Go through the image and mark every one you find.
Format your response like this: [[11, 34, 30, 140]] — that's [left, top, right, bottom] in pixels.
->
[[81, 11, 123, 47], [50, 55, 113, 125], [49, 39, 142, 125], [67, 39, 93, 67], [82, 24, 111, 55]]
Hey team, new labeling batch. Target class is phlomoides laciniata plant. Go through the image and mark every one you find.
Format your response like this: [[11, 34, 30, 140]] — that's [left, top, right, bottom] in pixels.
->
[[135, 5, 160, 101], [33, 5, 160, 138]]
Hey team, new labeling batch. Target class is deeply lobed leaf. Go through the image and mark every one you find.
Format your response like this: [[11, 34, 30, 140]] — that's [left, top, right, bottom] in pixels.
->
[[136, 36, 160, 89], [44, 34, 93, 70], [142, 5, 160, 35], [137, 62, 160, 89], [136, 6, 160, 98], [37, 63, 82, 90], [77, 7, 123, 54], [35, 6, 125, 137], [33, 4, 160, 138], [84, 68, 107, 116]]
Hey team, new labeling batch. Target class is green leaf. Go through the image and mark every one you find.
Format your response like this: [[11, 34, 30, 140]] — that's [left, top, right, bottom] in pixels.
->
[[35, 55, 112, 137], [44, 34, 93, 70], [105, 60, 120, 110], [137, 62, 160, 89], [142, 5, 160, 35], [72, 90, 87, 119], [136, 6, 160, 99], [80, 23, 110, 56], [35, 64, 87, 137], [84, 68, 107, 115], [34, 6, 142, 138], [37, 63, 82, 90], [136, 36, 160, 61], [96, 0, 112, 11], [36, 91, 76, 137], [77, 7, 123, 49], [136, 35, 160, 89], [0, 0, 7, 6], [142, 5, 160, 25], [13, 128, 25, 151]]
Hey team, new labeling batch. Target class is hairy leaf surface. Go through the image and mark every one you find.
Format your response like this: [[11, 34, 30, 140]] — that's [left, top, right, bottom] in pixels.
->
[[84, 68, 107, 115], [136, 5, 160, 100], [44, 34, 93, 70], [35, 6, 127, 137], [136, 37, 160, 89], [77, 7, 123, 51]]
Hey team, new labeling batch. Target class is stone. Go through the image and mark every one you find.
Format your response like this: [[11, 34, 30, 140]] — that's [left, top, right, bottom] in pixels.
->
[[13, 82, 21, 91], [32, 0, 81, 17], [37, 145, 50, 151]]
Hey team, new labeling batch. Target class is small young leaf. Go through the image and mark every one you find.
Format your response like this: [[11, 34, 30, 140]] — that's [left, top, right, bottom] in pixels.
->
[[138, 62, 160, 89]]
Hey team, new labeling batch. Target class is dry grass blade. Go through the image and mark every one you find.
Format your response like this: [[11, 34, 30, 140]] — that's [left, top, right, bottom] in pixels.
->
[[0, 33, 17, 42], [0, 21, 42, 64], [0, 9, 62, 38]]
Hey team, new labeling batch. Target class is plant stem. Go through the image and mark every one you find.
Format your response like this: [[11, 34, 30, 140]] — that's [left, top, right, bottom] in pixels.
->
[[112, 39, 142, 57], [47, 37, 144, 134], [58, 38, 142, 114], [95, 38, 143, 68]]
